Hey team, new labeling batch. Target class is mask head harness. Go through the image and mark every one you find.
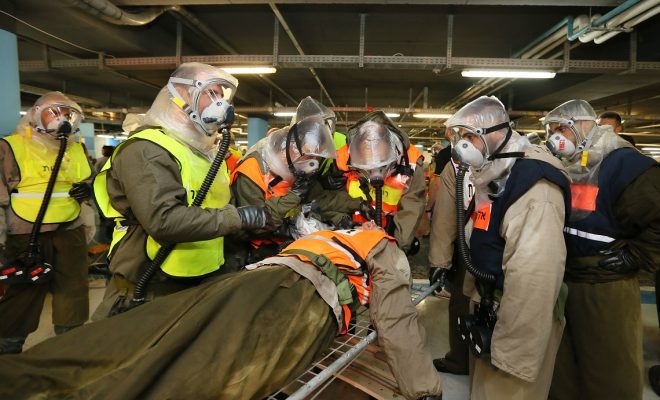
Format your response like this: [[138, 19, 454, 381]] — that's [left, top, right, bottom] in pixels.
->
[[544, 115, 598, 158], [167, 76, 236, 136], [450, 120, 523, 169]]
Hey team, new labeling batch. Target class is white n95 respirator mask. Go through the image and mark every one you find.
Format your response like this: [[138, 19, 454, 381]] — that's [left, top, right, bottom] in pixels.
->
[[546, 132, 576, 158]]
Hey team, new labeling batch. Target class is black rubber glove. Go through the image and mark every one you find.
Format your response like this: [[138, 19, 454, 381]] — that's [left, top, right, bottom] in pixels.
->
[[237, 206, 273, 230], [290, 175, 311, 198], [406, 237, 421, 256], [429, 266, 450, 295], [358, 201, 375, 221], [598, 247, 638, 274], [336, 215, 354, 229], [319, 162, 347, 190], [68, 182, 92, 201]]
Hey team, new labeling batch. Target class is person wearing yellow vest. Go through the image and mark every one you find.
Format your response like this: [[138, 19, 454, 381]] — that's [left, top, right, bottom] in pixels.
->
[[0, 224, 442, 400], [0, 92, 93, 354], [339, 111, 426, 254], [91, 63, 270, 320], [229, 97, 337, 265]]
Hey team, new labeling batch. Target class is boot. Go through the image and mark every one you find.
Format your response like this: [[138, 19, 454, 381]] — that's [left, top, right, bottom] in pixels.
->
[[54, 324, 82, 335], [433, 358, 468, 375], [0, 337, 25, 355]]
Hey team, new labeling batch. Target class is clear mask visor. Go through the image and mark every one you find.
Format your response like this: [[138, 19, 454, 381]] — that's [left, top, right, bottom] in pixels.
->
[[38, 105, 82, 134]]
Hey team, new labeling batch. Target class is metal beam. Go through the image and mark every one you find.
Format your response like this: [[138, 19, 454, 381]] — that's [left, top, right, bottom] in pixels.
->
[[114, 0, 621, 6], [20, 55, 660, 72], [269, 2, 336, 108]]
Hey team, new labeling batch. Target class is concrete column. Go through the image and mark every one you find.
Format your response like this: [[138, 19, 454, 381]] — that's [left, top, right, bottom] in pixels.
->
[[0, 29, 21, 136], [78, 122, 95, 157], [247, 114, 268, 147]]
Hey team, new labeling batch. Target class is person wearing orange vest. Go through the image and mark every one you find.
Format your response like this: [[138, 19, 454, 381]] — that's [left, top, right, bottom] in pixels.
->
[[0, 224, 442, 400], [0, 92, 93, 354], [230, 97, 337, 264], [90, 63, 270, 320], [336, 111, 426, 254]]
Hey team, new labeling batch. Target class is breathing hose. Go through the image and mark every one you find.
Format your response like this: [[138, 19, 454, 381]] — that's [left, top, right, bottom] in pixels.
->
[[371, 179, 384, 228], [26, 135, 69, 264], [130, 126, 232, 305], [456, 163, 495, 284]]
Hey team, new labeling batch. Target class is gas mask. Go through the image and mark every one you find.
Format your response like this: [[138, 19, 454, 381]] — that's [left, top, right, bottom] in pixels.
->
[[285, 116, 336, 177], [167, 76, 237, 136], [452, 139, 486, 169], [544, 116, 597, 159], [447, 121, 512, 169], [545, 131, 576, 158], [32, 104, 82, 137]]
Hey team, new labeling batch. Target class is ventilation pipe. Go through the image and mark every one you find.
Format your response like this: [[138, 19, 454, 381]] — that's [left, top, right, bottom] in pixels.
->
[[569, 0, 660, 44], [64, 0, 165, 26], [593, 3, 660, 44]]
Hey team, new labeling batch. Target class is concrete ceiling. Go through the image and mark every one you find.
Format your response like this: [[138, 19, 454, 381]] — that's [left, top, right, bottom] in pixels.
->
[[3, 0, 660, 147]]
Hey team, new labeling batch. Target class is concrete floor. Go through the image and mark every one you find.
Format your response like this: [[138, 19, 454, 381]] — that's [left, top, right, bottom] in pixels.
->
[[22, 277, 659, 399]]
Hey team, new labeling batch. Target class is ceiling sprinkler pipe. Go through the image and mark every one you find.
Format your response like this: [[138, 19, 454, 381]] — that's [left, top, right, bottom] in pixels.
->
[[567, 0, 641, 41], [578, 0, 659, 43], [594, 3, 660, 44], [67, 0, 165, 26]]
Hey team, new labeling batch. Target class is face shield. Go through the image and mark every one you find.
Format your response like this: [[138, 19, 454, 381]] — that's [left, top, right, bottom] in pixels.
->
[[290, 96, 337, 135], [29, 92, 83, 137], [286, 115, 337, 176], [167, 69, 238, 137], [348, 120, 400, 184]]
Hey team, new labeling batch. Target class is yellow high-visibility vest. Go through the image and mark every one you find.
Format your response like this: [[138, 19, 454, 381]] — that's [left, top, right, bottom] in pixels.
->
[[93, 129, 230, 277], [3, 132, 91, 224]]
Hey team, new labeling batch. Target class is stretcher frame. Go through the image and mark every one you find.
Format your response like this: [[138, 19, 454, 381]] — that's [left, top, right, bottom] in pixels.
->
[[267, 281, 440, 400]]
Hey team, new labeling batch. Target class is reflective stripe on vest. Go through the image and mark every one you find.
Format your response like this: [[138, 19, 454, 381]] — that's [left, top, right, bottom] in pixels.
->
[[281, 229, 394, 333], [563, 227, 615, 243], [3, 133, 91, 224], [92, 129, 230, 278]]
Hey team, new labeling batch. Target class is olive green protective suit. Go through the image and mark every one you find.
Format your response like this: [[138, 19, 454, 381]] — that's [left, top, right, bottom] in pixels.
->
[[92, 138, 243, 320]]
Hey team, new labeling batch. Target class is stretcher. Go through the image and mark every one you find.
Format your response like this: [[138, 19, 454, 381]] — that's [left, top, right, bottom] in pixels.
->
[[267, 281, 440, 399]]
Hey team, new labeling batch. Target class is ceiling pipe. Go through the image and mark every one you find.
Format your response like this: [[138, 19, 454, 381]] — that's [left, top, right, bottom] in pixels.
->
[[64, 0, 165, 26], [593, 3, 660, 44], [569, 0, 659, 44], [567, 0, 641, 41]]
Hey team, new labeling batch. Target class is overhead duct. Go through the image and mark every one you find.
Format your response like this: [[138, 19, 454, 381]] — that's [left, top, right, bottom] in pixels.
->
[[593, 3, 660, 44], [64, 0, 165, 26], [569, 0, 660, 44]]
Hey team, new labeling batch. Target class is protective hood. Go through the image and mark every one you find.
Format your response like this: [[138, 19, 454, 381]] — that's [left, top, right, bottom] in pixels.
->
[[348, 111, 410, 149], [445, 96, 514, 169], [543, 99, 598, 159], [562, 124, 635, 221], [130, 63, 238, 161], [21, 91, 83, 147], [261, 117, 336, 182], [347, 120, 400, 183], [290, 96, 337, 135]]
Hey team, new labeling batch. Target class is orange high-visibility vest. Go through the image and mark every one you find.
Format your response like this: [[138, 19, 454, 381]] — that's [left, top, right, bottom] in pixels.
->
[[231, 156, 291, 199], [281, 229, 395, 334]]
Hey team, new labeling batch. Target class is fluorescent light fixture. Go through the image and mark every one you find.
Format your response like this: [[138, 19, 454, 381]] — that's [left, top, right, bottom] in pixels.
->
[[221, 66, 276, 75], [19, 111, 27, 116], [385, 113, 400, 118], [413, 113, 453, 119], [235, 140, 248, 145], [641, 147, 660, 151], [97, 134, 114, 139], [462, 70, 556, 79], [274, 111, 296, 117]]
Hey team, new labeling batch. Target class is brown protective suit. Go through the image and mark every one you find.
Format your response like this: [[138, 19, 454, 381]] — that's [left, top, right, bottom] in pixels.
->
[[428, 161, 470, 374], [466, 147, 568, 399], [0, 231, 442, 400], [92, 138, 243, 319], [550, 165, 660, 400]]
